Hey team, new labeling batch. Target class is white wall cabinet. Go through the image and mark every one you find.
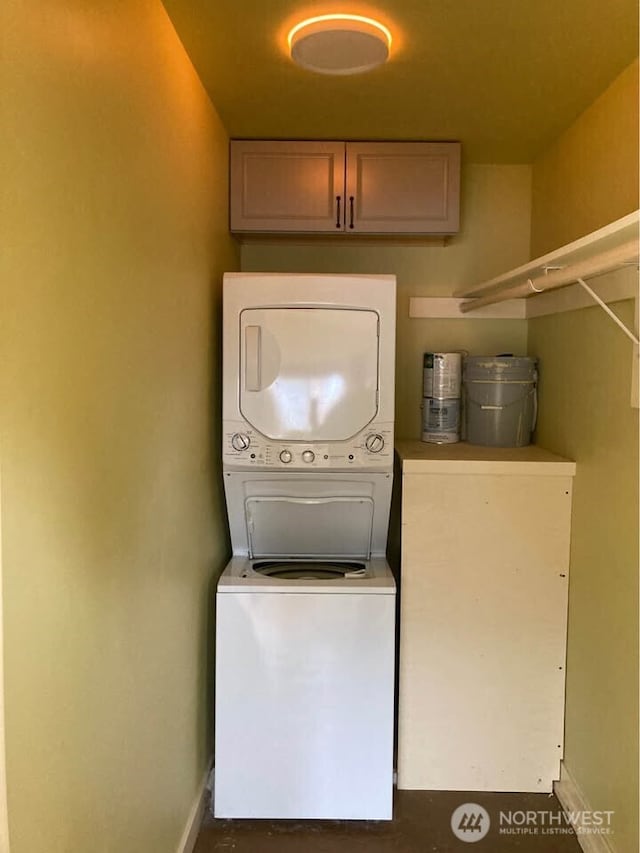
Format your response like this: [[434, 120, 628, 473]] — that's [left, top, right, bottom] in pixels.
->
[[230, 140, 460, 235], [395, 441, 576, 793]]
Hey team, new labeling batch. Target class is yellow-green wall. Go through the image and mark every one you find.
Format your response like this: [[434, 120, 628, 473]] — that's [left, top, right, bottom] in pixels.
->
[[531, 59, 639, 257], [1, 2, 636, 849], [242, 164, 532, 438], [528, 60, 639, 853], [0, 2, 238, 851]]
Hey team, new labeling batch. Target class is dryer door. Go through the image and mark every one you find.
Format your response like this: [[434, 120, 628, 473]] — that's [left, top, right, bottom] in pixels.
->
[[239, 308, 379, 441]]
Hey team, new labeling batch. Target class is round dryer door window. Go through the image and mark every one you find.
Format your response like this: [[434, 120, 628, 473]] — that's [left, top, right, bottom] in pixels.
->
[[239, 307, 379, 441]]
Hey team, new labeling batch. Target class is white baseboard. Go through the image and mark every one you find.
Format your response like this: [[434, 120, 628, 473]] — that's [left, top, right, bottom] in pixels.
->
[[554, 762, 615, 853], [176, 763, 211, 853]]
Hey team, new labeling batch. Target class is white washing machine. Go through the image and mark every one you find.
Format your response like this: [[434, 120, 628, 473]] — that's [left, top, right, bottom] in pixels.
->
[[214, 273, 396, 820]]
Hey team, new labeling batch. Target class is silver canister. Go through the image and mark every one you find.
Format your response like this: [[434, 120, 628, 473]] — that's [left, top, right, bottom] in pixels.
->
[[422, 352, 462, 444]]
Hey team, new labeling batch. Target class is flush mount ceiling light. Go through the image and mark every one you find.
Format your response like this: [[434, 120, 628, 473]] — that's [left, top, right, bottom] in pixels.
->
[[288, 14, 392, 75]]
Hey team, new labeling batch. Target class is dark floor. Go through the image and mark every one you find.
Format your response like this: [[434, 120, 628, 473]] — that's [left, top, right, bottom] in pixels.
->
[[195, 790, 584, 852]]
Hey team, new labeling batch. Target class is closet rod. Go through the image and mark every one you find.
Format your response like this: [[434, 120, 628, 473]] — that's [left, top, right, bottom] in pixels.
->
[[459, 239, 638, 313]]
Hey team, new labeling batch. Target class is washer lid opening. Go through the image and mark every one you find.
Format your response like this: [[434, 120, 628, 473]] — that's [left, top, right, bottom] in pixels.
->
[[252, 560, 367, 580]]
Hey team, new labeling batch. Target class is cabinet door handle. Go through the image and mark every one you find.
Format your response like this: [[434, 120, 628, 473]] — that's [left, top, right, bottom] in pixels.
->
[[335, 195, 341, 229], [349, 196, 355, 229]]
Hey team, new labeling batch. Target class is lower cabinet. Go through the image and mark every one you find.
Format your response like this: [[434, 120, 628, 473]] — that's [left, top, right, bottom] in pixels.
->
[[395, 442, 576, 792]]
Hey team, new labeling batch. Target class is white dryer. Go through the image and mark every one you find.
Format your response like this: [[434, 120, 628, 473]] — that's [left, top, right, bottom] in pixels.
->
[[215, 273, 396, 820]]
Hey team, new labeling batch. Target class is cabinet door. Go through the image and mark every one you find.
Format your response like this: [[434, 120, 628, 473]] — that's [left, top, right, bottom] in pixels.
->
[[345, 142, 461, 234], [230, 141, 345, 232], [397, 471, 572, 793]]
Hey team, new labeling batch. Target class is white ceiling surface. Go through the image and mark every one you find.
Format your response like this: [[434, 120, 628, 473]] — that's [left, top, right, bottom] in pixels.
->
[[162, 0, 639, 162]]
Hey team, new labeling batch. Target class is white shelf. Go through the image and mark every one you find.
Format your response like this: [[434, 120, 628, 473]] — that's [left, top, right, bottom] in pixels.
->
[[409, 267, 637, 320], [408, 297, 526, 319], [455, 210, 639, 301], [408, 211, 638, 321]]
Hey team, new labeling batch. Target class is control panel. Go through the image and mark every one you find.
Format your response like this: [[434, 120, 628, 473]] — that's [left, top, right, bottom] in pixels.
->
[[222, 421, 393, 470]]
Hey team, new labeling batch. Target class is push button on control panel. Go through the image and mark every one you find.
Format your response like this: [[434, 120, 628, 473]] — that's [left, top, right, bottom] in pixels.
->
[[302, 450, 315, 463]]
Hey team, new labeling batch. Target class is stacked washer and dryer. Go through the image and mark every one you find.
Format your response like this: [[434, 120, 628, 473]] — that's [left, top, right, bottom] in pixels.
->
[[214, 273, 397, 820]]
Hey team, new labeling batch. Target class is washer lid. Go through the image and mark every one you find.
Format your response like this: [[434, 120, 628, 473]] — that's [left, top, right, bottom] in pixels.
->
[[245, 496, 374, 559]]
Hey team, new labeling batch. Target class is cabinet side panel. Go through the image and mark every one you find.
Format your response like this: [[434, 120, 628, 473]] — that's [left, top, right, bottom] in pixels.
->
[[398, 472, 572, 791]]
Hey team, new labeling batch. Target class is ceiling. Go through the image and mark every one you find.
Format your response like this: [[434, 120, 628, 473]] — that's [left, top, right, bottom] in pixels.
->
[[162, 0, 638, 162]]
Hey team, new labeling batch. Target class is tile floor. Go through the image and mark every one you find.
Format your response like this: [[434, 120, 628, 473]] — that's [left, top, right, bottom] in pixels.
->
[[195, 790, 584, 852]]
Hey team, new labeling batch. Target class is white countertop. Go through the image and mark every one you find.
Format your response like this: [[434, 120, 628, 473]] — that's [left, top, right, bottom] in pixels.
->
[[395, 440, 576, 476]]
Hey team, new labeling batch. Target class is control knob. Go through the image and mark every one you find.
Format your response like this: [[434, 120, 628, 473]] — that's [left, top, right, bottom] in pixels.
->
[[279, 449, 293, 464], [365, 433, 385, 453], [231, 433, 250, 451], [302, 450, 315, 463]]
